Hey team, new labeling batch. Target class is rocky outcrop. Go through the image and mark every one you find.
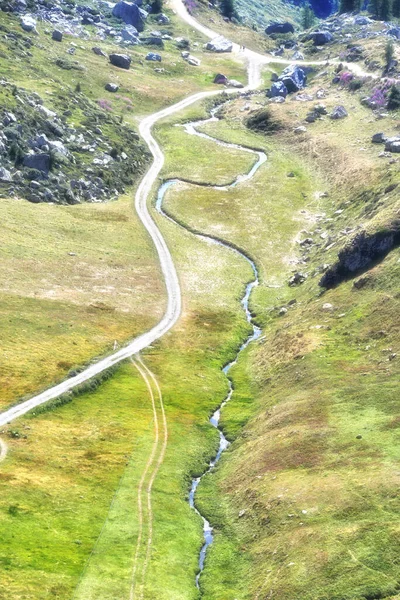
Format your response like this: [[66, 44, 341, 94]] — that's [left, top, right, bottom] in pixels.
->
[[320, 228, 400, 288], [265, 22, 294, 35]]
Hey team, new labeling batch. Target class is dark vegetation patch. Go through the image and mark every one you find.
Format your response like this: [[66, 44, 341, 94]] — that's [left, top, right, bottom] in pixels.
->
[[246, 107, 283, 135]]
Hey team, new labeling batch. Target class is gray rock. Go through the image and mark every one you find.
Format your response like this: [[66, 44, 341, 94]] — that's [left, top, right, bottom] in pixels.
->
[[0, 167, 12, 182], [206, 35, 233, 53], [385, 137, 400, 152], [92, 46, 107, 57], [386, 27, 400, 39], [279, 64, 307, 93], [34, 133, 49, 148], [141, 35, 164, 46], [121, 25, 139, 42], [268, 81, 288, 98], [187, 56, 201, 66], [49, 140, 69, 157], [52, 30, 63, 42], [354, 16, 372, 25], [330, 105, 348, 120], [3, 112, 17, 126], [105, 82, 120, 92], [112, 1, 145, 32], [20, 15, 36, 32], [157, 13, 170, 24], [372, 132, 387, 144], [289, 272, 307, 286], [146, 52, 162, 61], [23, 153, 51, 173], [307, 31, 333, 45], [292, 51, 304, 60], [109, 53, 132, 69], [227, 79, 244, 88], [175, 37, 190, 49]]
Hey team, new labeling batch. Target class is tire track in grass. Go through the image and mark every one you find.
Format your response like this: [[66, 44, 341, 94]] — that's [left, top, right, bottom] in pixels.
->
[[129, 357, 160, 600], [135, 356, 168, 600], [0, 438, 8, 463]]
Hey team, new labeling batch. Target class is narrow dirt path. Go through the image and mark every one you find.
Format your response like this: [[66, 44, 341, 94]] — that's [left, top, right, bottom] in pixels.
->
[[0, 1, 375, 425]]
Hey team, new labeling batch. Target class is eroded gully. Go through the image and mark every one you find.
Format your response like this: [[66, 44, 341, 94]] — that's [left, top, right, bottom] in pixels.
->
[[155, 105, 264, 590]]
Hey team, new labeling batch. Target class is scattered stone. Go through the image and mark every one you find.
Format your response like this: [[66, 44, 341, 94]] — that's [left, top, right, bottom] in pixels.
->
[[385, 137, 400, 153], [109, 53, 131, 69], [289, 272, 307, 286], [321, 303, 334, 312], [330, 106, 348, 120], [105, 82, 119, 92], [294, 126, 307, 134], [372, 132, 386, 144], [146, 52, 162, 62], [278, 307, 288, 316], [92, 47, 107, 57], [356, 434, 362, 439], [206, 35, 233, 53], [52, 30, 63, 42], [0, 167, 12, 182], [23, 153, 51, 174], [307, 31, 333, 45], [175, 37, 190, 49], [227, 79, 244, 88], [121, 25, 139, 43]]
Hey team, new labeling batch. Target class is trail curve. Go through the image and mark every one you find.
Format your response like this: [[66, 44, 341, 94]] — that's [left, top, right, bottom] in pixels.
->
[[0, 0, 375, 427]]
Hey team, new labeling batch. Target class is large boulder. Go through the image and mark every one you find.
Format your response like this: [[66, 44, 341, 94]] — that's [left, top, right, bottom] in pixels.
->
[[214, 73, 228, 84], [307, 31, 333, 45], [109, 53, 132, 69], [268, 81, 288, 98], [23, 153, 51, 174], [105, 82, 119, 92], [112, 1, 145, 32], [265, 22, 294, 35], [52, 30, 63, 42], [206, 35, 233, 53], [387, 27, 400, 39], [279, 65, 306, 93], [20, 15, 36, 32]]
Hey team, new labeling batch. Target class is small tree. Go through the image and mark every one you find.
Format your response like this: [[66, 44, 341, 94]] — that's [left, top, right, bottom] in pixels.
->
[[301, 3, 315, 29], [387, 84, 400, 109], [385, 38, 394, 68], [220, 0, 235, 19]]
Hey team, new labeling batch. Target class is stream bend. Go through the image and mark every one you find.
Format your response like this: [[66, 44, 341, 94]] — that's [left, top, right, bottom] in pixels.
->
[[156, 105, 264, 589]]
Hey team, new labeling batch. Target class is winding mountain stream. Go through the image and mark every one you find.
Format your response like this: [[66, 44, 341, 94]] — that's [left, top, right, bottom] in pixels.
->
[[156, 104, 265, 590]]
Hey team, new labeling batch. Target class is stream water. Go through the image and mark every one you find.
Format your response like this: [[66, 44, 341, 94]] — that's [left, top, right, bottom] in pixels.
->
[[155, 105, 265, 591]]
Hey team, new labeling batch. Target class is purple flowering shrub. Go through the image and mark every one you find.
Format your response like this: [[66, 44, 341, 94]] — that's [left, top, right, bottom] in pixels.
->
[[98, 99, 112, 111], [184, 0, 197, 14]]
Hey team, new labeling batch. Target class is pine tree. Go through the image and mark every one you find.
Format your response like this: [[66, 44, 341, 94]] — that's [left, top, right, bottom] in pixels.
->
[[301, 3, 315, 29], [393, 0, 400, 16], [385, 38, 394, 68], [382, 0, 393, 19], [339, 0, 360, 13], [220, 0, 235, 19]]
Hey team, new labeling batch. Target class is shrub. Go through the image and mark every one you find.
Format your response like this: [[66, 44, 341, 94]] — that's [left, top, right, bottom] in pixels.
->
[[348, 79, 363, 92], [387, 85, 400, 110], [246, 108, 283, 135]]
